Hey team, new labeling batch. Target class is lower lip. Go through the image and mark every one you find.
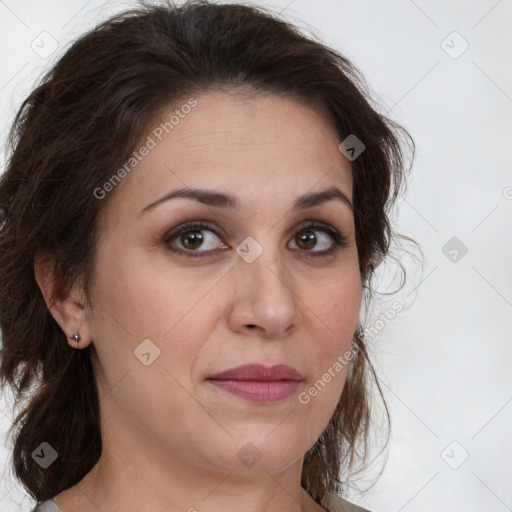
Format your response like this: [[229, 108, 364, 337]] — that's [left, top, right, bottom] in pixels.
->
[[207, 379, 303, 403]]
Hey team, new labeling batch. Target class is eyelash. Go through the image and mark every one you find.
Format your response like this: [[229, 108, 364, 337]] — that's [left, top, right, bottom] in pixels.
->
[[163, 220, 348, 259]]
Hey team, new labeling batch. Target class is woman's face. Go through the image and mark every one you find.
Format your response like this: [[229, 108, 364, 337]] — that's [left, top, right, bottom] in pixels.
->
[[85, 91, 362, 475]]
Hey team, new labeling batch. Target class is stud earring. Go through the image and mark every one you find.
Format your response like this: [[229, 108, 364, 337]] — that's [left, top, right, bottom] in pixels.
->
[[70, 332, 81, 347]]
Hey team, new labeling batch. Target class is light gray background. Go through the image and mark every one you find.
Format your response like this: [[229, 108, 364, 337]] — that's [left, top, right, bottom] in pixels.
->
[[1, 1, 511, 511]]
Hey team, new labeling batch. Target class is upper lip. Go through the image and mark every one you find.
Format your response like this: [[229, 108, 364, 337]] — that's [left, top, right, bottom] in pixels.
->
[[207, 364, 304, 381]]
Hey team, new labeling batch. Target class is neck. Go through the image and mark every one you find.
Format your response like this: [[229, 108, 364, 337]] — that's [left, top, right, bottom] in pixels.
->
[[54, 427, 325, 512]]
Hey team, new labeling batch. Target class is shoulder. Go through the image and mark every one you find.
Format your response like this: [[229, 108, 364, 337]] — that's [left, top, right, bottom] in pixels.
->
[[31, 499, 62, 512], [321, 492, 373, 512]]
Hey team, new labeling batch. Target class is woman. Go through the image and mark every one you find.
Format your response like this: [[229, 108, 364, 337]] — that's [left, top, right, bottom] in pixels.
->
[[0, 1, 414, 511]]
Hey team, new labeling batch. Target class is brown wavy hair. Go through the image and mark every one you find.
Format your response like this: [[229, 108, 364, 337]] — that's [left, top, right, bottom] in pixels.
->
[[0, 0, 415, 506]]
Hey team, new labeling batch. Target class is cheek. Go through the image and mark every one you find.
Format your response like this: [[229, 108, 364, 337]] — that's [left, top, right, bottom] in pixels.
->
[[91, 244, 208, 335], [304, 271, 361, 393], [88, 248, 223, 381], [311, 269, 362, 340]]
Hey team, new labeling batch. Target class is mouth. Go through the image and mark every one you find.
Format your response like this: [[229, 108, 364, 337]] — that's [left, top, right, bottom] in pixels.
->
[[206, 364, 304, 403]]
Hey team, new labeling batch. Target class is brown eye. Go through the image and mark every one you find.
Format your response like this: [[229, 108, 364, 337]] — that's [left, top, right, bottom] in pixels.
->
[[164, 220, 347, 259], [164, 221, 227, 258], [295, 229, 317, 250], [180, 230, 204, 250], [290, 225, 336, 253], [288, 221, 348, 258]]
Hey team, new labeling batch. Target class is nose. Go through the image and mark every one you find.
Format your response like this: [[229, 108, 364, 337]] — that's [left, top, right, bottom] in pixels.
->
[[227, 239, 303, 339]]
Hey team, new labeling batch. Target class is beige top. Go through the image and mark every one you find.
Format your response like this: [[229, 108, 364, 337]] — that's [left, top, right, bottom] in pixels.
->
[[322, 492, 371, 512], [33, 493, 371, 512], [31, 499, 61, 512]]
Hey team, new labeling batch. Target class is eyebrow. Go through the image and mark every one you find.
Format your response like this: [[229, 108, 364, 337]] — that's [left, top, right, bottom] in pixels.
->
[[138, 185, 353, 217]]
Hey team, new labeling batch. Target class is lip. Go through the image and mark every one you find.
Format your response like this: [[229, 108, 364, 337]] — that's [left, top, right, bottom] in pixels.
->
[[208, 364, 304, 381], [207, 364, 304, 403]]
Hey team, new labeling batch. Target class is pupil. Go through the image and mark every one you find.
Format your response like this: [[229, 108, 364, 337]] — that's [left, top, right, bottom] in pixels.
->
[[182, 230, 203, 249], [298, 230, 316, 249]]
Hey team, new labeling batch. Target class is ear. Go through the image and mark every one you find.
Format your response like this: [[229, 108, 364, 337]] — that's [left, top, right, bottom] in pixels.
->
[[34, 251, 93, 349]]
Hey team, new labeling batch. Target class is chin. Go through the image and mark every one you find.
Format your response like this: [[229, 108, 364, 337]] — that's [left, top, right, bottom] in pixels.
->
[[222, 433, 309, 473]]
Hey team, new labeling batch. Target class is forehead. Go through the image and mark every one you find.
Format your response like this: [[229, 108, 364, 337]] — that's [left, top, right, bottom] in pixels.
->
[[104, 91, 353, 217]]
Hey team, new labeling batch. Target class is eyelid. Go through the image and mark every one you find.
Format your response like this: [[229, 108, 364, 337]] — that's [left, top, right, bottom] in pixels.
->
[[163, 219, 222, 244], [163, 218, 348, 257]]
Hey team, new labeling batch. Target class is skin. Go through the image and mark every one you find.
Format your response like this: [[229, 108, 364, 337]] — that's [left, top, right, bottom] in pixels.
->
[[35, 91, 362, 512]]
